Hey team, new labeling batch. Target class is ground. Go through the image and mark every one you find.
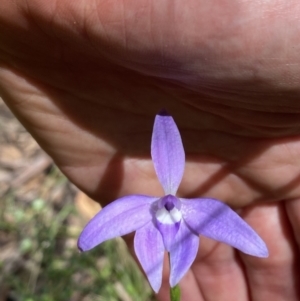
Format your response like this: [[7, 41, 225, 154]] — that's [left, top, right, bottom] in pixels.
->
[[0, 98, 154, 301]]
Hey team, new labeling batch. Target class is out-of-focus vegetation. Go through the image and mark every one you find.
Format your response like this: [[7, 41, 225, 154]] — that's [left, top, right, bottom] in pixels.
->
[[0, 99, 154, 301]]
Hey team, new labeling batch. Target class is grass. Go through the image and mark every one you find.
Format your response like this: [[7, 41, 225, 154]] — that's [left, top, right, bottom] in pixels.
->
[[0, 166, 154, 301]]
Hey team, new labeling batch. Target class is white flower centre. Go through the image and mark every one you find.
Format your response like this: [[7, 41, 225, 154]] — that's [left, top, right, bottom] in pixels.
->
[[155, 207, 182, 225]]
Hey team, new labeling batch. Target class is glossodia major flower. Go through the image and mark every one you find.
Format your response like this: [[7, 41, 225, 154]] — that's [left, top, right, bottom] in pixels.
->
[[78, 111, 268, 293]]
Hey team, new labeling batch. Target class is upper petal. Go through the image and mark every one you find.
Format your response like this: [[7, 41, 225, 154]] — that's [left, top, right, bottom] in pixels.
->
[[78, 195, 158, 251], [169, 220, 199, 287], [181, 198, 269, 257], [134, 221, 165, 293], [151, 112, 185, 195]]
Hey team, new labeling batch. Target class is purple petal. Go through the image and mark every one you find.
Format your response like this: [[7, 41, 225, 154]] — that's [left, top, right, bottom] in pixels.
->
[[151, 112, 185, 195], [134, 221, 165, 293], [156, 221, 180, 252], [169, 221, 199, 287], [78, 195, 158, 251], [181, 198, 269, 257]]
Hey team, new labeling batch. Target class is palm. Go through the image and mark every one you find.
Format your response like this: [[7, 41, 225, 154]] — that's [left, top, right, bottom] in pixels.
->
[[0, 0, 299, 300]]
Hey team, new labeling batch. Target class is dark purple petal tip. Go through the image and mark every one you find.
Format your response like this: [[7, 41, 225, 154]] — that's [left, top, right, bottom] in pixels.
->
[[77, 244, 83, 253], [157, 109, 170, 116]]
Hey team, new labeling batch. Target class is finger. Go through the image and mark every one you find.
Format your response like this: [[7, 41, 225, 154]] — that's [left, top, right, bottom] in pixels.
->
[[240, 202, 300, 301], [286, 198, 300, 246], [192, 237, 249, 301]]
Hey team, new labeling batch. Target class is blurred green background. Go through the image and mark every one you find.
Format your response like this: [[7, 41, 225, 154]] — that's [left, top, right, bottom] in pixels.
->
[[0, 98, 155, 301]]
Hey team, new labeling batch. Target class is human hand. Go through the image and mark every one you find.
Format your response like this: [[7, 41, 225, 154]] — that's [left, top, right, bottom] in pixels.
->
[[0, 0, 300, 300]]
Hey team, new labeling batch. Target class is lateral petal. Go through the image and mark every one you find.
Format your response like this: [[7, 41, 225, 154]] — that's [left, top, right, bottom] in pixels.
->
[[78, 195, 158, 251], [151, 112, 185, 195], [181, 198, 269, 257], [169, 221, 199, 287], [134, 222, 165, 293]]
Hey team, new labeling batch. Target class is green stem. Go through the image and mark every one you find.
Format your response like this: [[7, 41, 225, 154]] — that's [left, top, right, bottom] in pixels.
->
[[170, 284, 181, 301], [168, 253, 181, 301]]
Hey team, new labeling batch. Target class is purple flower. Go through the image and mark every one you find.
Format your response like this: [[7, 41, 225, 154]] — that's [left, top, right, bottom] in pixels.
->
[[78, 112, 268, 293]]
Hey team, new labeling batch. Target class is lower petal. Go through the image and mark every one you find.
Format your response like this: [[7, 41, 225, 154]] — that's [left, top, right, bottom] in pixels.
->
[[169, 221, 199, 287], [134, 221, 165, 293]]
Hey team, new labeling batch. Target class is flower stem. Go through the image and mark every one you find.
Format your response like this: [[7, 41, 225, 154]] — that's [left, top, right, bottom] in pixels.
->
[[170, 284, 181, 301], [168, 253, 181, 301]]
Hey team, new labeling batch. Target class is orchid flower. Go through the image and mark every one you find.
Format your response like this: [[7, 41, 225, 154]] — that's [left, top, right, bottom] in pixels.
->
[[78, 111, 268, 293]]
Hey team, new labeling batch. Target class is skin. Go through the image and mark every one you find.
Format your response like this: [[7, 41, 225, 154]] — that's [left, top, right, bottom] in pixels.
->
[[1, 0, 300, 300]]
